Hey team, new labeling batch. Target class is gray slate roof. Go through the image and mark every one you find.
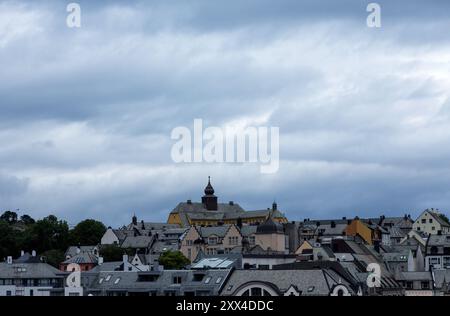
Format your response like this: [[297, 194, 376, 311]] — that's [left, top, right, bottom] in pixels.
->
[[0, 262, 62, 279], [88, 269, 231, 295], [220, 269, 337, 296]]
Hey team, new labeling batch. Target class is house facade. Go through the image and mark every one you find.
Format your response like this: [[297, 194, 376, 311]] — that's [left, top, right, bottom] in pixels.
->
[[413, 209, 450, 235]]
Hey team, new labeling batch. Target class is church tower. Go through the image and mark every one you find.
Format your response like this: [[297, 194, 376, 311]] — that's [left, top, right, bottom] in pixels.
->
[[202, 176, 218, 211]]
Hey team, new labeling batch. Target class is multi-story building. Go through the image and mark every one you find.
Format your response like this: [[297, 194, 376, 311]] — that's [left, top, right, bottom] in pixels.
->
[[0, 252, 64, 296], [425, 234, 450, 270], [413, 209, 450, 235], [167, 178, 287, 227]]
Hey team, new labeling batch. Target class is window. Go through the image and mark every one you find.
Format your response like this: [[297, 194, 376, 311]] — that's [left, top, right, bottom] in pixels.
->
[[228, 236, 239, 245], [193, 274, 205, 282], [114, 278, 121, 284], [429, 257, 441, 265], [251, 288, 262, 296], [204, 277, 211, 284], [429, 219, 433, 223], [432, 226, 435, 231], [106, 274, 112, 281], [406, 282, 413, 289], [173, 276, 182, 284], [421, 219, 426, 224], [186, 240, 193, 246], [6, 291, 12, 296], [99, 278, 104, 284], [208, 237, 218, 245], [249, 236, 256, 245], [216, 277, 223, 284], [421, 282, 430, 289]]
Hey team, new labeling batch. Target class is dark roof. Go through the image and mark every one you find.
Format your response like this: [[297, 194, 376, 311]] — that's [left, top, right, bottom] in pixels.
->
[[0, 262, 62, 279], [256, 216, 284, 234]]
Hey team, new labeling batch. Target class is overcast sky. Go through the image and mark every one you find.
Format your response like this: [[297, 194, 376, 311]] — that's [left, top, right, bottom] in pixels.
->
[[1, 0, 450, 227]]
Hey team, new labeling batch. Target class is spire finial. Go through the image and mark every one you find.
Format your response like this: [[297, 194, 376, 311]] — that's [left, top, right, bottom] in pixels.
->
[[204, 176, 215, 195]]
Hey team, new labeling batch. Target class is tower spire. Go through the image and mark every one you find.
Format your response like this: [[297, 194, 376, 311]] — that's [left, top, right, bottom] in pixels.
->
[[202, 176, 218, 210]]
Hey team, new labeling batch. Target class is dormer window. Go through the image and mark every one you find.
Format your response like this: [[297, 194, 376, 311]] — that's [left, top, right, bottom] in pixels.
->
[[208, 237, 218, 245]]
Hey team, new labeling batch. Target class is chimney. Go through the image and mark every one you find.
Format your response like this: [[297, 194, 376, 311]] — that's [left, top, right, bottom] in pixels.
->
[[7, 256, 12, 264], [21, 250, 24, 257], [237, 218, 243, 229], [187, 199, 192, 204], [32, 250, 36, 257], [331, 221, 336, 228], [342, 217, 346, 220], [98, 257, 104, 265], [123, 254, 128, 264], [141, 220, 145, 230], [229, 201, 234, 206], [76, 246, 81, 254]]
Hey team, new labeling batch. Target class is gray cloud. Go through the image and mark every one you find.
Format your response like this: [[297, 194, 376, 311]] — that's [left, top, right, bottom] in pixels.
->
[[1, 0, 450, 225]]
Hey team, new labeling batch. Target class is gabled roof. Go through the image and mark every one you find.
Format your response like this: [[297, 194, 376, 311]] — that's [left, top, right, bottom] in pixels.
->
[[121, 235, 154, 249], [65, 246, 97, 258], [220, 269, 333, 296], [63, 252, 98, 265], [199, 225, 231, 238]]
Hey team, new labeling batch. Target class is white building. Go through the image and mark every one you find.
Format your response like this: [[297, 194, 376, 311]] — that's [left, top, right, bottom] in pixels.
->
[[413, 209, 450, 235], [0, 253, 64, 296]]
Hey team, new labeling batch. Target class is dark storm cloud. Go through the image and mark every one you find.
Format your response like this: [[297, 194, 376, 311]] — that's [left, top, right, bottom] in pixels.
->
[[0, 0, 450, 225]]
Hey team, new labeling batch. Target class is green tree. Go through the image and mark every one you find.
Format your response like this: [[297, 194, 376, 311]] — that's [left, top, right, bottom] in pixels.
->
[[0, 211, 18, 224], [158, 250, 190, 270], [0, 221, 19, 259], [20, 214, 35, 225], [99, 245, 131, 262], [439, 214, 450, 225], [24, 215, 70, 253], [70, 219, 106, 246], [41, 249, 65, 268]]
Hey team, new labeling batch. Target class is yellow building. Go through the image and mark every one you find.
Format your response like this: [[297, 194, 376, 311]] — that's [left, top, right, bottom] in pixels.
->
[[344, 217, 373, 245], [167, 177, 288, 227]]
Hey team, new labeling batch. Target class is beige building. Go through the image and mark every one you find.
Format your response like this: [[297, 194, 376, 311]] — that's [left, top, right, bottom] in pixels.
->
[[412, 209, 450, 235], [254, 214, 288, 253], [180, 224, 258, 262]]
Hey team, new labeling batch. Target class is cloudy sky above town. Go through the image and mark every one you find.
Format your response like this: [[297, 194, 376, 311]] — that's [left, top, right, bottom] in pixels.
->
[[1, 0, 450, 226]]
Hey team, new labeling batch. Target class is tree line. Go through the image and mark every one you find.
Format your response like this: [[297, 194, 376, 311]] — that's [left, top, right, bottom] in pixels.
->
[[0, 210, 190, 270], [0, 210, 107, 267]]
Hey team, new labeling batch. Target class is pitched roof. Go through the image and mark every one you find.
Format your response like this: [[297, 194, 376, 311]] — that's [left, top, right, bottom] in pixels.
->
[[0, 262, 62, 279], [63, 252, 98, 265], [199, 226, 230, 238], [121, 235, 154, 248], [65, 246, 97, 258]]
